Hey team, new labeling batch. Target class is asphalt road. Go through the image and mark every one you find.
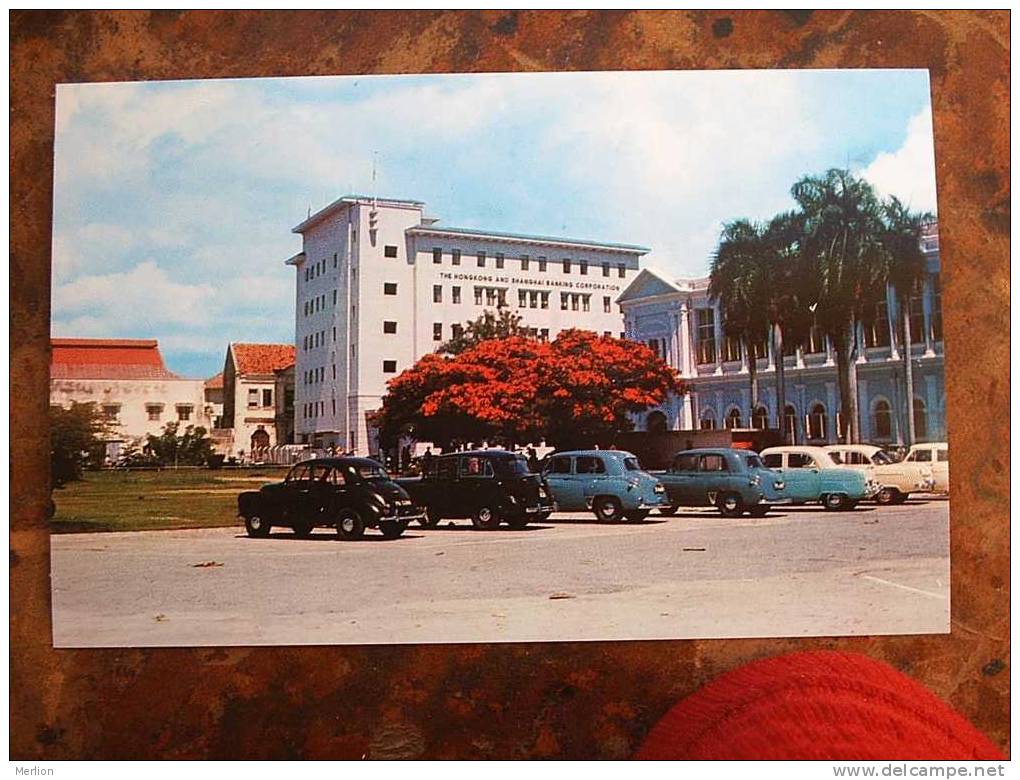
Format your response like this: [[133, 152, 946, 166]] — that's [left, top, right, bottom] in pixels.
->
[[50, 499, 950, 647]]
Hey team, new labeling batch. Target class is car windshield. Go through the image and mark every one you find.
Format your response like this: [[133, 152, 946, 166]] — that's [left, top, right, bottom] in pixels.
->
[[829, 451, 843, 464], [744, 454, 764, 469], [623, 456, 642, 471], [498, 456, 531, 476], [872, 451, 895, 465]]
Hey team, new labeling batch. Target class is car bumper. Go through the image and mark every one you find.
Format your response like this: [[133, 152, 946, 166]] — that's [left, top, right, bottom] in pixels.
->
[[379, 507, 426, 523], [523, 502, 557, 514]]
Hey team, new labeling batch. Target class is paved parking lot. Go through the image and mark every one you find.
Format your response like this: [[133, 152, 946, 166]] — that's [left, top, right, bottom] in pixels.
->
[[51, 499, 950, 647]]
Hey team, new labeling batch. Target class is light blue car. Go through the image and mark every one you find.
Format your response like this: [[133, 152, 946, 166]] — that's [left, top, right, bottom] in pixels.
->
[[759, 446, 878, 510], [541, 449, 669, 522]]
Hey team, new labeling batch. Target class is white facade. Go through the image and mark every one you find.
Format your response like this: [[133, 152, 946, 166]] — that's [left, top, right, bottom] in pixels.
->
[[288, 195, 648, 454]]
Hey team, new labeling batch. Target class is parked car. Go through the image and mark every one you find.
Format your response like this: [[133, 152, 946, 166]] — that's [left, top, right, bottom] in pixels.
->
[[825, 444, 935, 505], [758, 446, 877, 510], [651, 448, 789, 517], [903, 441, 950, 494], [397, 450, 555, 530], [237, 457, 425, 540], [541, 449, 668, 522]]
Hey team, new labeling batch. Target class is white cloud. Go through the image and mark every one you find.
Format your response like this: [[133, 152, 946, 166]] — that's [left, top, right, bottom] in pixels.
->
[[860, 106, 938, 214]]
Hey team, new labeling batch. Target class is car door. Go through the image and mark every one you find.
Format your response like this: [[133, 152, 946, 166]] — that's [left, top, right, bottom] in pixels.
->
[[905, 446, 938, 492], [279, 463, 312, 522], [306, 463, 338, 523], [664, 453, 699, 506], [459, 455, 495, 516], [577, 455, 609, 508], [782, 452, 822, 501], [933, 446, 949, 492], [698, 452, 732, 506], [433, 456, 459, 515], [544, 455, 580, 510]]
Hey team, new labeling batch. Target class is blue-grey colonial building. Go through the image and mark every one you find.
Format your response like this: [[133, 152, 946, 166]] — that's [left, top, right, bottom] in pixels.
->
[[618, 223, 944, 446]]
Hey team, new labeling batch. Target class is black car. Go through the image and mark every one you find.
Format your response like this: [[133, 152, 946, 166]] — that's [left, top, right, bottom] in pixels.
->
[[237, 457, 425, 540], [397, 450, 556, 530]]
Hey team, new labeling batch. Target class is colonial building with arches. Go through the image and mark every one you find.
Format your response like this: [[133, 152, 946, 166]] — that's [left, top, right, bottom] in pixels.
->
[[617, 223, 944, 446]]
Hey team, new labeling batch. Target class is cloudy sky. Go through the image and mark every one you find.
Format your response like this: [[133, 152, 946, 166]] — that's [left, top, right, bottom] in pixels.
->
[[52, 69, 937, 379]]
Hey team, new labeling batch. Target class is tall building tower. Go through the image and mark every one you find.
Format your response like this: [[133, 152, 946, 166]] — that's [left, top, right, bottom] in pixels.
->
[[288, 195, 649, 455]]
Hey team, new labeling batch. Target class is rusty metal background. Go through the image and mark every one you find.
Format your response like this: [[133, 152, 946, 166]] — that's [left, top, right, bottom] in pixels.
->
[[10, 10, 1010, 759]]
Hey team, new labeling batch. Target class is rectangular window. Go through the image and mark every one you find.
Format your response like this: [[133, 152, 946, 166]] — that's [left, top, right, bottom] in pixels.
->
[[433, 285, 443, 304], [696, 308, 717, 364], [177, 405, 193, 421], [432, 247, 442, 264], [520, 254, 530, 271], [540, 292, 549, 309], [495, 253, 504, 269], [247, 389, 259, 408], [538, 257, 547, 272], [579, 260, 588, 276], [908, 281, 925, 343], [723, 333, 741, 362], [571, 295, 579, 312], [864, 299, 891, 348], [618, 263, 626, 278], [474, 287, 483, 306], [540, 328, 549, 341], [383, 360, 397, 374], [931, 274, 943, 342], [332, 290, 337, 305], [333, 253, 338, 268], [485, 288, 496, 306], [452, 324, 464, 339], [529, 291, 538, 309], [384, 245, 398, 258], [560, 293, 568, 311], [602, 262, 610, 277], [262, 389, 273, 407], [383, 321, 397, 334], [433, 322, 443, 341], [451, 249, 461, 266], [384, 282, 397, 295], [452, 286, 461, 304], [582, 295, 590, 312], [477, 251, 486, 268], [146, 404, 162, 421], [563, 258, 572, 274], [518, 290, 527, 308], [603, 296, 611, 313]]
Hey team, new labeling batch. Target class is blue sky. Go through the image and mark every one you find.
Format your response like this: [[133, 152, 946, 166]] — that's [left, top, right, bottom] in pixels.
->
[[52, 69, 937, 379]]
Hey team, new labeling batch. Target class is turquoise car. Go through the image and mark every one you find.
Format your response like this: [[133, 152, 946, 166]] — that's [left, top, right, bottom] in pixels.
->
[[759, 446, 877, 511], [541, 450, 669, 522], [651, 448, 789, 517]]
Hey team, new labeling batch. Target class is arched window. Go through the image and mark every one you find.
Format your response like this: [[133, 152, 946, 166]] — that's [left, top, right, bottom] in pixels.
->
[[752, 406, 769, 430], [783, 404, 798, 444], [913, 397, 928, 441], [700, 409, 716, 431], [807, 403, 827, 441], [646, 410, 668, 434], [872, 399, 893, 440], [725, 407, 743, 429]]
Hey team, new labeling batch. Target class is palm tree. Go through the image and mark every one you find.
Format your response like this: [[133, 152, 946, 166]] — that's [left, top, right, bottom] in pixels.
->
[[792, 169, 887, 443], [709, 219, 771, 421], [879, 196, 934, 445]]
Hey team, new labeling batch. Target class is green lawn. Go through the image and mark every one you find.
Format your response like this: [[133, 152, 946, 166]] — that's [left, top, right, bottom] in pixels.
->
[[51, 467, 289, 533]]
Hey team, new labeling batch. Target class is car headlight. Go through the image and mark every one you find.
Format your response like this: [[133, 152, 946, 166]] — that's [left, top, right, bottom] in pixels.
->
[[653, 483, 665, 494], [749, 474, 761, 487], [627, 478, 639, 489], [538, 486, 548, 498], [507, 495, 518, 505], [774, 480, 785, 491]]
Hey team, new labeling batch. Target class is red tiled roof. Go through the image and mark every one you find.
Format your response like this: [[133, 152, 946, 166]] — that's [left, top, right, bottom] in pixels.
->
[[231, 343, 295, 376], [51, 338, 183, 380], [204, 372, 224, 389]]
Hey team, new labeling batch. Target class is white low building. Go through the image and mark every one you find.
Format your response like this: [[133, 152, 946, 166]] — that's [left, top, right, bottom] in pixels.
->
[[287, 195, 649, 454], [50, 338, 209, 461], [220, 343, 296, 459]]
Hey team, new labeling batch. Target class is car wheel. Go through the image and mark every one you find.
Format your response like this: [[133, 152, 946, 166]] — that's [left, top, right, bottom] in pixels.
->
[[894, 492, 910, 505], [823, 493, 848, 511], [875, 487, 900, 506], [717, 493, 745, 518], [335, 509, 366, 540], [506, 515, 530, 530], [536, 512, 552, 522], [420, 509, 441, 528], [379, 519, 407, 539], [593, 496, 623, 523], [749, 505, 770, 517], [292, 521, 314, 538], [472, 505, 501, 530], [244, 514, 271, 538], [625, 510, 649, 523], [659, 505, 680, 516]]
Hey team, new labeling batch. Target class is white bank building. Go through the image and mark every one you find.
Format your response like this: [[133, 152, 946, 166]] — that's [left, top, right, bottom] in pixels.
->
[[288, 195, 648, 454]]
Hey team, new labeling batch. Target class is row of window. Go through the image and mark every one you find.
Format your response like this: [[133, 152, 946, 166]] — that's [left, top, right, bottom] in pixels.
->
[[303, 329, 335, 351], [698, 398, 932, 441], [99, 403, 195, 423], [304, 290, 339, 318], [430, 248, 629, 278], [246, 388, 274, 409], [303, 254, 338, 283], [303, 366, 335, 386]]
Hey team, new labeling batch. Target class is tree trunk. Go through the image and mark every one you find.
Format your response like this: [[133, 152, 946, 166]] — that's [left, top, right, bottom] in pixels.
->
[[746, 338, 759, 416], [847, 319, 861, 443], [832, 321, 857, 444], [773, 323, 787, 443], [902, 300, 915, 446]]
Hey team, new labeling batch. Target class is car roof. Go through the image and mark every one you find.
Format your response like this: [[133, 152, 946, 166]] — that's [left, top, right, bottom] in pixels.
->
[[825, 444, 880, 453], [673, 448, 748, 457], [909, 442, 948, 449], [437, 449, 519, 459], [293, 457, 383, 468], [549, 449, 636, 459], [760, 445, 833, 455]]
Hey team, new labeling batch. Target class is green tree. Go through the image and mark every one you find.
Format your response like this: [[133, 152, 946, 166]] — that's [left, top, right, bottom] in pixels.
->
[[439, 306, 528, 355], [50, 402, 108, 486], [792, 169, 887, 443], [879, 196, 934, 445], [144, 422, 215, 466]]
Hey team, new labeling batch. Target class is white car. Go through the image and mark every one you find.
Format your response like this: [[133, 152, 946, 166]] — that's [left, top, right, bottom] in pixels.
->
[[759, 446, 879, 510], [825, 444, 936, 505], [903, 442, 950, 494]]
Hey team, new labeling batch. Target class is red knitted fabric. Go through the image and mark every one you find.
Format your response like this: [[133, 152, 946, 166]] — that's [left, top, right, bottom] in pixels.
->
[[636, 651, 1004, 760]]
